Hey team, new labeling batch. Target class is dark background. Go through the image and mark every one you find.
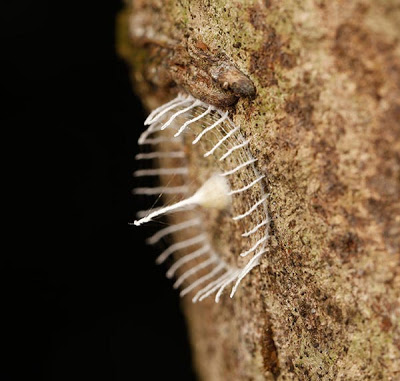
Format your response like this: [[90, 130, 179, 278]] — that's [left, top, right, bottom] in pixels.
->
[[2, 1, 196, 380]]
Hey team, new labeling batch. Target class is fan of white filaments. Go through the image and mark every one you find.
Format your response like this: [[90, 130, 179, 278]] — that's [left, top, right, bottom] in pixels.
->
[[132, 93, 270, 303]]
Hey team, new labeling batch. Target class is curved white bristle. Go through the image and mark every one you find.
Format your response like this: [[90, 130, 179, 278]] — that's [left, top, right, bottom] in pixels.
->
[[228, 175, 265, 195], [146, 218, 201, 245], [197, 270, 235, 302], [148, 96, 193, 125], [138, 122, 159, 145], [192, 271, 231, 303], [230, 250, 265, 298], [239, 236, 268, 257], [215, 270, 241, 303], [133, 185, 188, 196], [219, 139, 251, 161], [156, 234, 207, 264], [203, 125, 240, 157], [174, 105, 212, 137], [135, 151, 185, 160], [242, 218, 269, 237], [144, 94, 184, 125], [160, 100, 201, 130], [133, 167, 188, 177], [192, 112, 228, 144], [180, 262, 224, 297], [220, 158, 257, 176], [173, 257, 217, 289], [233, 196, 269, 221], [166, 244, 210, 278]]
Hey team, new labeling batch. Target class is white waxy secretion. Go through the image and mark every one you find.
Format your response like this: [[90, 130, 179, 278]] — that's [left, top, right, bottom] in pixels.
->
[[132, 93, 270, 302]]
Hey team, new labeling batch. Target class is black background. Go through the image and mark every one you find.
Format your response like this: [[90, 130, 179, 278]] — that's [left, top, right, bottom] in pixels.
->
[[2, 1, 196, 380]]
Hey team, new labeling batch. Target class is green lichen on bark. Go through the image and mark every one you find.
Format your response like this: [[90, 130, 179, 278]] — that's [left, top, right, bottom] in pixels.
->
[[121, 0, 400, 380]]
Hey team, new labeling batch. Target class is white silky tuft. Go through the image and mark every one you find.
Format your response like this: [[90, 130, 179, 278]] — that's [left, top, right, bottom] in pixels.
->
[[133, 175, 231, 226]]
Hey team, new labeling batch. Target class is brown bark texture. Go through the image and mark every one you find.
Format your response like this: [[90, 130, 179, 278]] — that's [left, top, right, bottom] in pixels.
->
[[119, 1, 400, 380]]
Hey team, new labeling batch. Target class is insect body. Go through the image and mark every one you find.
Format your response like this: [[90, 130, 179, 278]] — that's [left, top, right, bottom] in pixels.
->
[[127, 11, 256, 109], [166, 41, 256, 108]]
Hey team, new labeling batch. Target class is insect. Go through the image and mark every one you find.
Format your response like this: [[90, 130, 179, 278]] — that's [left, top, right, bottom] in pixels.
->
[[132, 93, 270, 302]]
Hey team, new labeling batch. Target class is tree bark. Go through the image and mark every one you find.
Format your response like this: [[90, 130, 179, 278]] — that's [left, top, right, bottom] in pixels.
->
[[119, 1, 400, 379]]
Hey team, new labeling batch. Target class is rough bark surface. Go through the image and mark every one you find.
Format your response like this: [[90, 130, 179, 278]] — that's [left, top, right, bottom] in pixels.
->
[[119, 1, 400, 380]]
